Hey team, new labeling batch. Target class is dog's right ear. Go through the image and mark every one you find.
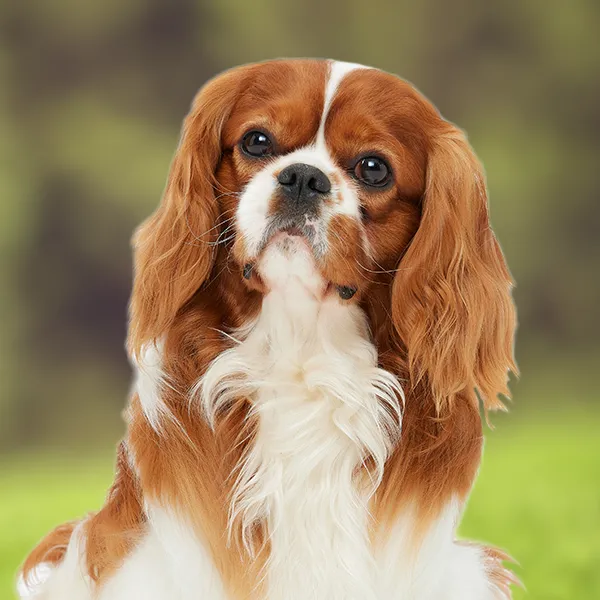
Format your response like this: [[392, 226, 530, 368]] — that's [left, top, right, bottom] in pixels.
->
[[390, 125, 517, 414], [128, 68, 250, 358]]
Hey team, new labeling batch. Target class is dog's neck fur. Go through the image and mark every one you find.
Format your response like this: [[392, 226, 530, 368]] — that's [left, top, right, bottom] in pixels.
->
[[200, 240, 402, 599]]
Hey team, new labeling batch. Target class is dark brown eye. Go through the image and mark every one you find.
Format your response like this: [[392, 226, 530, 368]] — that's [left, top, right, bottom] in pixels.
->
[[354, 156, 391, 187], [241, 130, 273, 157]]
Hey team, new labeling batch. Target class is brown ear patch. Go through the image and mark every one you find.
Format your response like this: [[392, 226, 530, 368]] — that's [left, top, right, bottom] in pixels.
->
[[128, 64, 257, 358], [390, 127, 516, 414]]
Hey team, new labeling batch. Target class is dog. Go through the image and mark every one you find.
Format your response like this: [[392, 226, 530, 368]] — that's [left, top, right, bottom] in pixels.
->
[[20, 59, 518, 600]]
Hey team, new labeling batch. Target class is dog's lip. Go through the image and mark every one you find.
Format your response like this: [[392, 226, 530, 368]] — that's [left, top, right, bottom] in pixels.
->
[[261, 222, 311, 251], [266, 229, 312, 253]]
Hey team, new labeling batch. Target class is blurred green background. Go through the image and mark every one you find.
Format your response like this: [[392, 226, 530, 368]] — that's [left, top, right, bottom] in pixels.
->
[[0, 1, 598, 598]]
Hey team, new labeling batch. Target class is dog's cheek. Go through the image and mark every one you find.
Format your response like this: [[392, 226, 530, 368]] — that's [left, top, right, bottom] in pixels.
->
[[214, 155, 244, 217], [366, 201, 420, 269], [318, 215, 369, 299]]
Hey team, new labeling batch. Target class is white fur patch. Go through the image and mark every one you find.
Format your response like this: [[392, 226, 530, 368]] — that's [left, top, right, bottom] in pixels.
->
[[134, 340, 170, 431], [19, 524, 93, 600], [134, 340, 191, 444], [144, 506, 229, 598], [377, 499, 508, 600], [19, 512, 230, 600], [377, 500, 460, 599], [17, 563, 54, 598], [97, 506, 229, 600], [199, 241, 403, 600], [316, 60, 366, 145]]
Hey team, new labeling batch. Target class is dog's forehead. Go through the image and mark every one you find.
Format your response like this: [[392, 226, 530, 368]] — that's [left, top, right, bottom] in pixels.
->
[[223, 60, 435, 154]]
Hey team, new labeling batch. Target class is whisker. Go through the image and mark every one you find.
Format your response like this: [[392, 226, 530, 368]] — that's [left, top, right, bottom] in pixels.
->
[[214, 190, 241, 202], [207, 236, 237, 248], [205, 255, 235, 288], [213, 182, 243, 196], [207, 224, 237, 247], [192, 216, 235, 240], [183, 203, 237, 246], [357, 261, 397, 275]]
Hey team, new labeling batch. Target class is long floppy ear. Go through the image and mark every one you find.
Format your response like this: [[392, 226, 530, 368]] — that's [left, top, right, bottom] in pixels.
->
[[391, 125, 517, 413], [128, 69, 248, 358]]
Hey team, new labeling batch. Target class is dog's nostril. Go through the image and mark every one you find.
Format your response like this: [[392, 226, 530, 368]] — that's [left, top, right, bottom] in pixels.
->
[[307, 174, 331, 194], [277, 168, 296, 187]]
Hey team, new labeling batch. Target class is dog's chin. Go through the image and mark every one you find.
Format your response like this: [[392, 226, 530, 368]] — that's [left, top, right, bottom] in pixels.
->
[[257, 230, 328, 301], [267, 228, 311, 256]]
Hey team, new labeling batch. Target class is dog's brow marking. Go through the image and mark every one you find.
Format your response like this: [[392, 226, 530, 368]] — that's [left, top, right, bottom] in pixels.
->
[[316, 61, 366, 146]]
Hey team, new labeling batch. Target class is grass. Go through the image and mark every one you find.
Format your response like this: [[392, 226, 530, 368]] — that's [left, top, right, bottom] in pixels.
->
[[1, 411, 599, 599]]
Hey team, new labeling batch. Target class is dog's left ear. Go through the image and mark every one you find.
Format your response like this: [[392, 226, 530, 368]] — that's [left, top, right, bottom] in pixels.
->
[[128, 68, 249, 358], [391, 124, 517, 412]]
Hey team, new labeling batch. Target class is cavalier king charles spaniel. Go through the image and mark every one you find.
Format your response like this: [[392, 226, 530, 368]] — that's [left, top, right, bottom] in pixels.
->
[[21, 59, 518, 600]]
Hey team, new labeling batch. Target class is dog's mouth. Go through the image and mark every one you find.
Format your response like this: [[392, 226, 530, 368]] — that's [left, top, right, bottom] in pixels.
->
[[265, 228, 313, 261], [260, 216, 324, 255], [243, 217, 358, 302], [280, 225, 303, 237]]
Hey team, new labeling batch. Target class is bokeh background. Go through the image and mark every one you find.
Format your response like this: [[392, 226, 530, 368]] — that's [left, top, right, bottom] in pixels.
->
[[1, 1, 599, 598]]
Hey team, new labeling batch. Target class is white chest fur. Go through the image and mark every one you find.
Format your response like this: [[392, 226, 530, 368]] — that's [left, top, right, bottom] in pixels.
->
[[200, 239, 403, 600]]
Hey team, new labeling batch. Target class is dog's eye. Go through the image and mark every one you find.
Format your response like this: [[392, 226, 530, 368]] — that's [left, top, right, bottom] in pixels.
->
[[241, 130, 273, 158], [354, 156, 391, 187]]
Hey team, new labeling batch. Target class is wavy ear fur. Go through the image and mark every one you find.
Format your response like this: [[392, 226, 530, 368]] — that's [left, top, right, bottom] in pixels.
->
[[128, 69, 248, 358], [392, 125, 517, 413]]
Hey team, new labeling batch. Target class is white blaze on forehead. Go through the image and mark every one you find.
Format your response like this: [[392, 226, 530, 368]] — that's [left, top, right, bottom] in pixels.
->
[[314, 61, 368, 220], [316, 61, 367, 145]]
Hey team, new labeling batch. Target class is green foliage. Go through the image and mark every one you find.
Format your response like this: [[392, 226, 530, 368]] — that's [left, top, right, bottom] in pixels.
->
[[462, 411, 600, 599], [1, 412, 599, 599]]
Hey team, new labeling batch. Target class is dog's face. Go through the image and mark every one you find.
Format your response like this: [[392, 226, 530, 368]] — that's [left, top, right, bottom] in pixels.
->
[[130, 59, 516, 411], [220, 61, 426, 301]]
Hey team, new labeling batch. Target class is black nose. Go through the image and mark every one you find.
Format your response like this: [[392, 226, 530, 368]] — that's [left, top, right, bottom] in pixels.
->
[[277, 163, 331, 210]]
